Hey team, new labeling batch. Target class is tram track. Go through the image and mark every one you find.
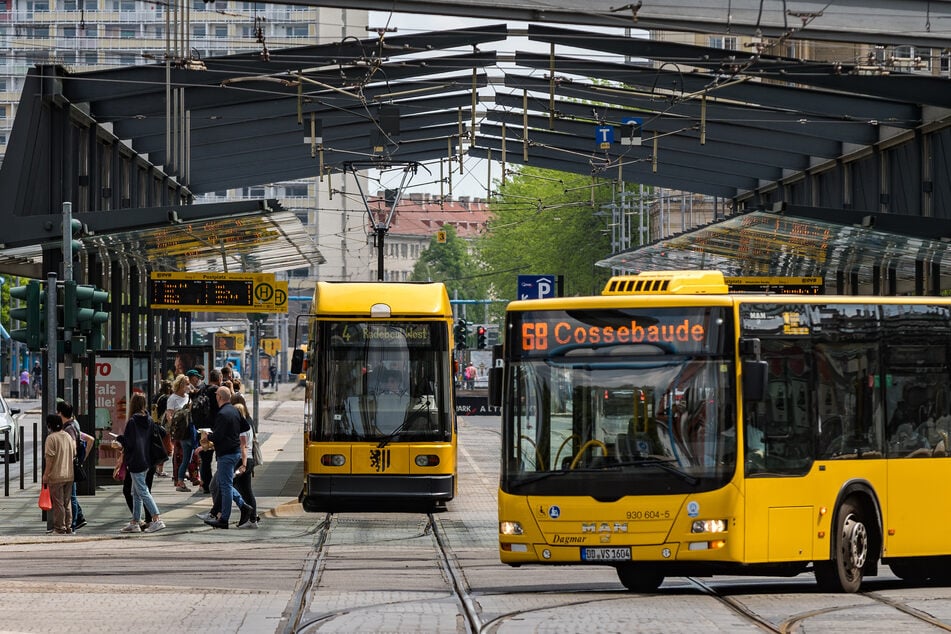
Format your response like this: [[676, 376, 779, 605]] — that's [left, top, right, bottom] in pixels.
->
[[281, 511, 482, 633], [686, 576, 951, 632]]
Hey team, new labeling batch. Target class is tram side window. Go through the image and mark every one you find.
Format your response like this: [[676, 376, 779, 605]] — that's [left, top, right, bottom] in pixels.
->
[[814, 343, 881, 459], [747, 341, 813, 475], [884, 345, 951, 458]]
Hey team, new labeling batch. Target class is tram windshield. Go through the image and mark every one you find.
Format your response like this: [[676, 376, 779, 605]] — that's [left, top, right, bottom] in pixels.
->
[[313, 321, 452, 443], [501, 306, 736, 496]]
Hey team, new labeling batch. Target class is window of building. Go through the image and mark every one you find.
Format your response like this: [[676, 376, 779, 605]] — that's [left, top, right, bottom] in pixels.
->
[[119, 53, 135, 65], [287, 25, 307, 37], [82, 24, 97, 37], [61, 51, 76, 65], [214, 25, 227, 38], [28, 0, 50, 11], [120, 28, 135, 38], [82, 0, 97, 10], [193, 24, 206, 37], [63, 0, 77, 9], [33, 25, 49, 37], [284, 184, 308, 197], [709, 35, 738, 50], [119, 0, 134, 9], [84, 51, 98, 65], [63, 26, 76, 37]]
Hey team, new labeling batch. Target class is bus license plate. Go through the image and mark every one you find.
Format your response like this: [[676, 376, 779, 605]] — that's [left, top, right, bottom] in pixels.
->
[[581, 547, 631, 562]]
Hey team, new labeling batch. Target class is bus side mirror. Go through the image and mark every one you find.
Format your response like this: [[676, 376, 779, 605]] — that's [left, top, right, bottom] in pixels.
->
[[291, 348, 304, 375], [488, 366, 503, 408], [742, 360, 768, 402]]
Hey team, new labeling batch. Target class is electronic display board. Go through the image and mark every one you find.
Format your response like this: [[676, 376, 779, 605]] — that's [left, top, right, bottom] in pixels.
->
[[149, 272, 285, 312]]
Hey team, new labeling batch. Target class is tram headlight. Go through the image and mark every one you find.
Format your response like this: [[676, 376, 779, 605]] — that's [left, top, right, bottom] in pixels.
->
[[499, 521, 523, 535], [691, 519, 728, 534], [320, 454, 346, 467], [415, 454, 440, 467]]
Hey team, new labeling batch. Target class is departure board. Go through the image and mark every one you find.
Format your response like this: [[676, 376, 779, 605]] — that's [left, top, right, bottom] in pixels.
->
[[149, 272, 280, 312]]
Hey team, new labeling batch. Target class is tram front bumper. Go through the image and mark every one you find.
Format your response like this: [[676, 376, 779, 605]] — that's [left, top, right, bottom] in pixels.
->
[[304, 473, 454, 508]]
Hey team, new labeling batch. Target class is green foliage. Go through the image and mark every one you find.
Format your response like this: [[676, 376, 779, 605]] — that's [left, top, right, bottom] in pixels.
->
[[409, 224, 488, 300], [477, 167, 615, 313]]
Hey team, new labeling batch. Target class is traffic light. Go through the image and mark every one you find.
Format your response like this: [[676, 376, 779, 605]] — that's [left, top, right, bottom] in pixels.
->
[[75, 284, 109, 350], [454, 318, 469, 350], [9, 280, 45, 351], [65, 218, 86, 257], [477, 325, 487, 349]]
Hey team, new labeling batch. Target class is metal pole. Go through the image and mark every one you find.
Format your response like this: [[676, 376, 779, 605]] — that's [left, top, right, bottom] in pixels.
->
[[3, 429, 8, 497], [252, 319, 260, 421], [62, 202, 73, 406], [45, 272, 57, 417]]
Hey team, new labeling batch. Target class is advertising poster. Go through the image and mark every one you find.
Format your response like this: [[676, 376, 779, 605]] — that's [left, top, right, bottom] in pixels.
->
[[94, 353, 131, 468], [162, 346, 212, 382]]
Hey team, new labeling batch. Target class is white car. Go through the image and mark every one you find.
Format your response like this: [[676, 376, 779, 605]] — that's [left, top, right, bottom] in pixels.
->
[[0, 394, 21, 463]]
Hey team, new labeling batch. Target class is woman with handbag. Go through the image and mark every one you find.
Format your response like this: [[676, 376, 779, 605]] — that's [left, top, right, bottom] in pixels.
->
[[113, 393, 166, 533], [42, 414, 76, 535]]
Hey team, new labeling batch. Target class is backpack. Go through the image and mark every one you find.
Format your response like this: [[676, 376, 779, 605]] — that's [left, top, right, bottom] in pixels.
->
[[190, 386, 215, 428], [169, 407, 191, 441]]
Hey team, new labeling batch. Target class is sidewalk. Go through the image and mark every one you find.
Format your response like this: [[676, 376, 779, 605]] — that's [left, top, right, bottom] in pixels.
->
[[0, 381, 307, 543]]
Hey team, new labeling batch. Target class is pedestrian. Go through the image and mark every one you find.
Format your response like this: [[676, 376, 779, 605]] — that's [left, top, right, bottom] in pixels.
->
[[152, 380, 173, 479], [232, 395, 258, 529], [186, 367, 204, 394], [165, 373, 195, 492], [196, 368, 222, 494], [56, 400, 92, 532], [31, 361, 42, 397], [203, 385, 253, 529], [114, 392, 166, 533], [42, 414, 75, 535], [269, 364, 277, 389], [464, 362, 476, 390], [19, 368, 30, 399]]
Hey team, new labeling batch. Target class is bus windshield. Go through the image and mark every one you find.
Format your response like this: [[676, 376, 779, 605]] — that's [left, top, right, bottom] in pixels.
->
[[502, 306, 735, 496], [313, 320, 453, 443]]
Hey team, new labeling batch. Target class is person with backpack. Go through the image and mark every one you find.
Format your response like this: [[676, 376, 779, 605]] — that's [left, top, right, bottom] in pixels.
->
[[151, 380, 173, 480], [193, 368, 222, 494], [114, 392, 166, 534], [56, 400, 93, 532], [165, 374, 196, 492]]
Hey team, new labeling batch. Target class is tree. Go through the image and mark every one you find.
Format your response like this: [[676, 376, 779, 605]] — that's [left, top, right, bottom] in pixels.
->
[[410, 224, 488, 301], [477, 167, 616, 311]]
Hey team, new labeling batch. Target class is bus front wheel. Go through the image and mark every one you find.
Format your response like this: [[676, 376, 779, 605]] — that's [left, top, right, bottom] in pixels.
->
[[815, 498, 868, 593], [616, 563, 664, 593]]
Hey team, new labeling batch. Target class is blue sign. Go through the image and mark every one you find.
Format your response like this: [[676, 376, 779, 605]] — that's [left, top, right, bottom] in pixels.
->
[[518, 275, 557, 300], [595, 125, 614, 149]]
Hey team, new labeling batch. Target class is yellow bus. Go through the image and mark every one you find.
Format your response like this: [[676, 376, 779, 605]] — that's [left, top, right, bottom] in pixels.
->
[[292, 281, 457, 510], [491, 270, 951, 592]]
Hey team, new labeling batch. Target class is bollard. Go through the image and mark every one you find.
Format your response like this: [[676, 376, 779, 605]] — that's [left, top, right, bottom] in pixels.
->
[[32, 420, 37, 484], [19, 425, 24, 490], [3, 429, 8, 497]]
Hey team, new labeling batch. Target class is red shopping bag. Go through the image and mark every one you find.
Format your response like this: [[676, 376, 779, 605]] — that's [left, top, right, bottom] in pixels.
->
[[38, 484, 52, 511]]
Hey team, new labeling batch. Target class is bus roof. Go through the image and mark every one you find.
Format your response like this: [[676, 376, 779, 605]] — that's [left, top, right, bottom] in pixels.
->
[[313, 281, 452, 318]]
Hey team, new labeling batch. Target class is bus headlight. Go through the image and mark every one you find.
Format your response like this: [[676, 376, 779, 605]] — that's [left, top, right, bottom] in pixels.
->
[[499, 521, 523, 535], [320, 454, 346, 467], [415, 454, 440, 467], [691, 519, 728, 533]]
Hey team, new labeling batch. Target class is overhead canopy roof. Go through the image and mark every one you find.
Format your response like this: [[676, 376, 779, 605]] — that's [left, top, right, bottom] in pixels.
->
[[598, 206, 951, 293], [5, 4, 951, 281]]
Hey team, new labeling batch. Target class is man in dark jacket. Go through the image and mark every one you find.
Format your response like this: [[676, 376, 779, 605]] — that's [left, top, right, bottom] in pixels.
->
[[196, 368, 222, 493], [203, 385, 251, 529]]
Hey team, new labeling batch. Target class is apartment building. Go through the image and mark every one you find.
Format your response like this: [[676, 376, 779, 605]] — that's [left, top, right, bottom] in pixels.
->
[[0, 0, 376, 281]]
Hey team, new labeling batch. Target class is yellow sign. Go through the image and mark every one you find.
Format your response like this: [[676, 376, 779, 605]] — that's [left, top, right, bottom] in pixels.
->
[[214, 332, 246, 350], [262, 337, 282, 356], [436, 230, 447, 243], [149, 272, 288, 312]]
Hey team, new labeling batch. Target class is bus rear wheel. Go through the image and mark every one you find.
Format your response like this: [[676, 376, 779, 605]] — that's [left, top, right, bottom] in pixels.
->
[[815, 499, 868, 593], [616, 564, 664, 592]]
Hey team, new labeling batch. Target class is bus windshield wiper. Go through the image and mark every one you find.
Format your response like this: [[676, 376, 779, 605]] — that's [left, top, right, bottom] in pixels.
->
[[613, 457, 700, 485]]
